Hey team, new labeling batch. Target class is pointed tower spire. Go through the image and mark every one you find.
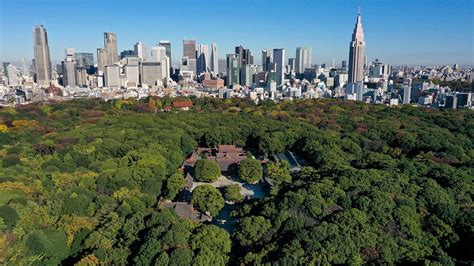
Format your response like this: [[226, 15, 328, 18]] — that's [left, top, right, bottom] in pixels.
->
[[348, 9, 366, 85]]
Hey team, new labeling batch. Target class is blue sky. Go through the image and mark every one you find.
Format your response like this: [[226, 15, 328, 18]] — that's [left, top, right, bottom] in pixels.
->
[[1, 0, 473, 66]]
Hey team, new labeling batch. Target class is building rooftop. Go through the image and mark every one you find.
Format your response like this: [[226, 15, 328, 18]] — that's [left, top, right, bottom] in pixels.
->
[[160, 201, 211, 222]]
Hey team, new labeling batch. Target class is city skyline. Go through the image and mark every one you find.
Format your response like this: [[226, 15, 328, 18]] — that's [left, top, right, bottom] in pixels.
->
[[1, 0, 473, 66]]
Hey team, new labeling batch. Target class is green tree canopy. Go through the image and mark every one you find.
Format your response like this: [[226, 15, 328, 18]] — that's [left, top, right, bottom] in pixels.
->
[[239, 158, 263, 183], [191, 185, 224, 216], [194, 158, 221, 182]]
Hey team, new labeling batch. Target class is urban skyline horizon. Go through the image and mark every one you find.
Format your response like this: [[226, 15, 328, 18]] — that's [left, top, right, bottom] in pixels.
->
[[1, 0, 473, 66]]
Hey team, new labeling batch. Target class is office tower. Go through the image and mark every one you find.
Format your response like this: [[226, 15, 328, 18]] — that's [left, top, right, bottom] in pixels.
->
[[218, 59, 226, 75], [288, 58, 296, 73], [348, 11, 365, 84], [273, 48, 285, 85], [104, 65, 120, 88], [75, 52, 94, 73], [342, 60, 347, 69], [75, 66, 88, 87], [210, 43, 219, 75], [140, 62, 163, 87], [197, 44, 209, 74], [295, 47, 312, 73], [235, 46, 253, 67], [134, 42, 147, 60], [124, 65, 139, 87], [2, 62, 10, 84], [151, 45, 170, 79], [183, 39, 196, 59], [158, 41, 172, 66], [151, 46, 167, 62], [226, 54, 240, 86], [97, 48, 107, 74], [262, 49, 273, 72], [33, 25, 52, 86], [120, 50, 135, 59], [240, 65, 251, 86], [62, 48, 77, 87], [104, 32, 118, 65], [403, 77, 412, 104], [240, 64, 259, 86]]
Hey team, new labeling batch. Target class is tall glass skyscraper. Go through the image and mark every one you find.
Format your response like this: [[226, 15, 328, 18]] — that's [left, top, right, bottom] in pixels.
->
[[33, 25, 52, 87]]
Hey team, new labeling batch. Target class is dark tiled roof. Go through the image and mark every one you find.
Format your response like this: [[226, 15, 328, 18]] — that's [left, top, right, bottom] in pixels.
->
[[160, 201, 211, 222]]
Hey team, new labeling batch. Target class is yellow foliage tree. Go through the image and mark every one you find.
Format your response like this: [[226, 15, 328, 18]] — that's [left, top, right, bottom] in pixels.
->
[[75, 254, 100, 266], [11, 119, 39, 128], [0, 182, 34, 194], [0, 124, 8, 132], [58, 215, 98, 245]]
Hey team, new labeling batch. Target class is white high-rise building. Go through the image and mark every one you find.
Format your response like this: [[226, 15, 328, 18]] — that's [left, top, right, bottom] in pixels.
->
[[151, 46, 167, 62], [125, 65, 139, 87], [158, 41, 172, 68], [105, 65, 120, 88], [403, 77, 412, 104], [33, 25, 52, 87], [134, 42, 147, 60], [151, 46, 169, 79], [295, 47, 312, 73], [210, 43, 219, 75]]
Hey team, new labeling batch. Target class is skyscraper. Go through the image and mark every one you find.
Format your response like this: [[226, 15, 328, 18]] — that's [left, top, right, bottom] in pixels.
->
[[151, 45, 170, 79], [159, 41, 172, 66], [197, 44, 209, 74], [210, 43, 219, 75], [262, 49, 273, 72], [75, 52, 94, 73], [97, 48, 107, 74], [134, 42, 147, 60], [183, 39, 196, 59], [226, 54, 240, 86], [151, 46, 167, 62], [348, 11, 365, 84], [235, 46, 253, 67], [273, 48, 285, 85], [33, 25, 52, 86], [295, 47, 312, 73], [62, 48, 77, 87], [104, 32, 118, 66], [288, 58, 296, 73]]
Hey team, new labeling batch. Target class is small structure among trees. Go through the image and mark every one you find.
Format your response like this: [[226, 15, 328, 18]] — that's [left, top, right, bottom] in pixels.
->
[[184, 145, 247, 173]]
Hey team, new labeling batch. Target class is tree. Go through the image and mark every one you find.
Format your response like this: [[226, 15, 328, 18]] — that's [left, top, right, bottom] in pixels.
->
[[165, 172, 186, 200], [194, 159, 221, 182], [267, 161, 292, 183], [239, 158, 263, 183], [223, 184, 244, 203], [191, 185, 224, 216], [234, 216, 272, 246], [0, 205, 19, 229], [191, 225, 231, 255]]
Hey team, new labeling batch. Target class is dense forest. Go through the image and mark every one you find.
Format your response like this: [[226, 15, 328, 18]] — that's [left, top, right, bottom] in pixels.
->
[[0, 97, 472, 265]]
